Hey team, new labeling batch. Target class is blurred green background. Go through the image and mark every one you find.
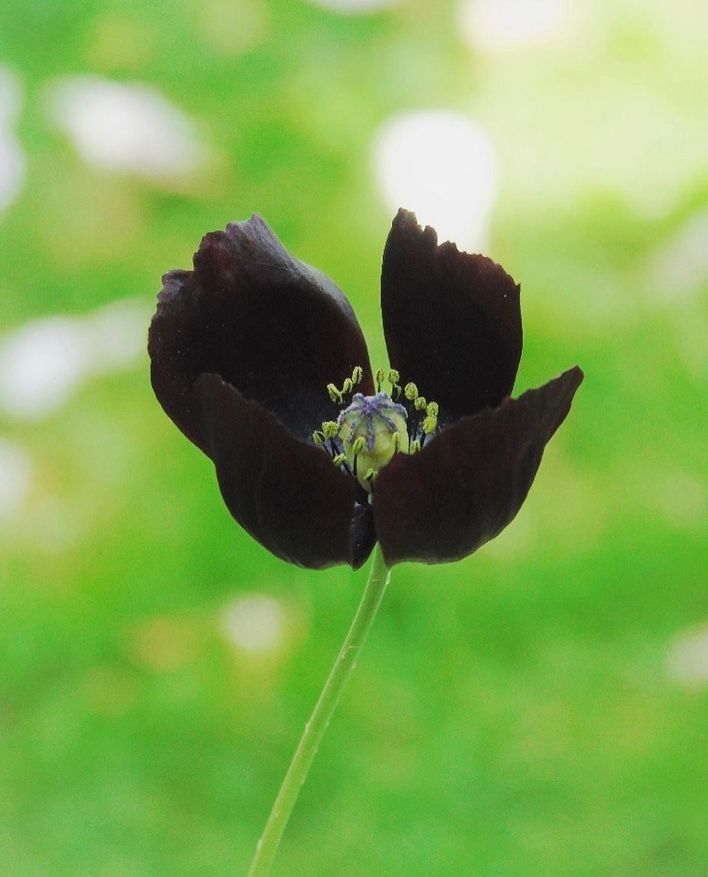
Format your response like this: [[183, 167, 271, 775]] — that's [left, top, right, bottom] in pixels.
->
[[0, 0, 706, 875]]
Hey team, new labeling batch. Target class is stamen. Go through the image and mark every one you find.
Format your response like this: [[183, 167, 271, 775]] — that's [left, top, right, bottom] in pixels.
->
[[351, 436, 365, 455], [404, 382, 418, 401], [318, 366, 440, 484], [321, 421, 339, 440], [422, 414, 437, 435]]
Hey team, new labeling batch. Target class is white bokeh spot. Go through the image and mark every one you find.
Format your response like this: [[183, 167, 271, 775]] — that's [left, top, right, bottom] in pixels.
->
[[373, 109, 498, 251], [46, 75, 209, 181], [666, 624, 708, 687], [0, 299, 149, 421], [458, 0, 572, 53], [307, 0, 399, 13], [220, 593, 287, 654]]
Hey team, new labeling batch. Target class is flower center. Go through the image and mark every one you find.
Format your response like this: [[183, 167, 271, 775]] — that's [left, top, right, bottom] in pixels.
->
[[338, 392, 409, 487], [313, 367, 439, 494]]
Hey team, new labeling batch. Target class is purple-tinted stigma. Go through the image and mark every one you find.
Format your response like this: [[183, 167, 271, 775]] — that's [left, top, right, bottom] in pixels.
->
[[316, 367, 440, 494], [338, 392, 408, 452]]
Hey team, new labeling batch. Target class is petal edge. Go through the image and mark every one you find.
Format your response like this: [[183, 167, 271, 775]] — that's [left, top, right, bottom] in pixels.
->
[[148, 215, 373, 456], [373, 366, 583, 565], [381, 209, 522, 424], [196, 373, 375, 569]]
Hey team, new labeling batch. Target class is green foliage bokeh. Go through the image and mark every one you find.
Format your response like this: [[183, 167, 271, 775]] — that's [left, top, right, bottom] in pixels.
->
[[0, 1, 706, 875]]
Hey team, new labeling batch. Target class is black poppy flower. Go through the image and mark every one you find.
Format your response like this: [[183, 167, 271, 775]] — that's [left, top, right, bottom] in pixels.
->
[[148, 209, 583, 570]]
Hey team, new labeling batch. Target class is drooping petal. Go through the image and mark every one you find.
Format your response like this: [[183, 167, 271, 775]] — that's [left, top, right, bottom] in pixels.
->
[[149, 215, 373, 455], [373, 367, 583, 565], [195, 373, 376, 569], [381, 209, 522, 424]]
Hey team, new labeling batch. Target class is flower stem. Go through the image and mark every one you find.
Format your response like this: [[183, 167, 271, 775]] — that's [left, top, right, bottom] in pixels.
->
[[246, 543, 391, 877]]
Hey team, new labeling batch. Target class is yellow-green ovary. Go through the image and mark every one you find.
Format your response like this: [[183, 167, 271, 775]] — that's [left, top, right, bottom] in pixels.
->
[[339, 407, 409, 491]]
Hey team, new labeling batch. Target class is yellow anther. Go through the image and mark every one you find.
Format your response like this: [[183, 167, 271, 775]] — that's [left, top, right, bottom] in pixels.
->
[[410, 439, 421, 454], [342, 378, 353, 394], [327, 383, 342, 403], [351, 436, 365, 455], [312, 431, 324, 445], [426, 401, 439, 417], [321, 421, 339, 439], [351, 366, 364, 385], [404, 382, 418, 401], [387, 369, 400, 385], [422, 415, 438, 435], [414, 396, 427, 411], [332, 453, 347, 466]]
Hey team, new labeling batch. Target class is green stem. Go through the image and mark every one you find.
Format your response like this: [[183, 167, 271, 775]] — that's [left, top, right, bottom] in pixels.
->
[[246, 543, 391, 877]]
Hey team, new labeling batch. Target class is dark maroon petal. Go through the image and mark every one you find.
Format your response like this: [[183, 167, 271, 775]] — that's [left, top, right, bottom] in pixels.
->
[[148, 215, 373, 455], [195, 373, 376, 569], [373, 367, 583, 565], [381, 209, 522, 424]]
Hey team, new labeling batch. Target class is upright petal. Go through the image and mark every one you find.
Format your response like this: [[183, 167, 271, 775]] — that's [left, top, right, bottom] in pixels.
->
[[373, 367, 583, 565], [195, 374, 376, 569], [381, 209, 522, 424], [149, 215, 373, 455]]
